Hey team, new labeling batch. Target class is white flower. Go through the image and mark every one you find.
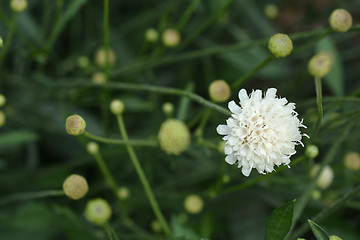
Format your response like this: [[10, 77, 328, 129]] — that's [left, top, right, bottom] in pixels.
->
[[216, 88, 307, 176]]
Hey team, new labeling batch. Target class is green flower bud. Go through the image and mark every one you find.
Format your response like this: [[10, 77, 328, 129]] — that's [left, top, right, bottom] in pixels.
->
[[87, 142, 99, 155], [222, 174, 230, 184], [162, 102, 174, 116], [305, 145, 319, 158], [310, 164, 334, 190], [145, 28, 159, 42], [110, 100, 124, 115], [308, 52, 332, 78], [0, 94, 6, 107], [92, 72, 106, 84], [10, 0, 27, 12], [296, 238, 306, 240], [95, 47, 116, 67], [209, 80, 231, 103], [330, 236, 342, 240], [63, 174, 89, 200], [268, 33, 293, 57], [78, 56, 90, 68], [65, 114, 86, 135], [184, 194, 204, 214], [117, 187, 130, 200], [85, 198, 112, 226], [311, 189, 321, 200], [344, 152, 360, 171], [0, 111, 5, 127], [264, 4, 278, 19], [151, 219, 162, 233], [162, 28, 181, 48], [158, 119, 190, 155], [329, 9, 352, 32], [0, 37, 3, 48], [218, 141, 225, 154]]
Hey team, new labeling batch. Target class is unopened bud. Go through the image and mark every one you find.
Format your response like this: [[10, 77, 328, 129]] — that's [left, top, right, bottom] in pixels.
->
[[184, 194, 204, 214], [310, 164, 334, 190], [209, 80, 231, 103], [158, 119, 190, 155], [65, 114, 86, 135], [330, 236, 342, 240], [0, 37, 3, 48], [110, 100, 124, 115], [145, 28, 159, 42], [218, 141, 225, 154], [162, 102, 174, 116], [117, 187, 130, 200], [63, 174, 89, 200], [162, 28, 181, 48], [344, 152, 360, 171], [0, 94, 6, 107], [95, 47, 116, 67], [92, 72, 106, 84], [329, 9, 352, 32], [78, 56, 90, 68], [264, 4, 278, 19], [0, 111, 5, 127], [151, 220, 162, 233], [268, 33, 293, 57], [10, 0, 27, 12], [305, 145, 319, 158], [87, 142, 99, 155], [308, 52, 332, 78], [311, 189, 321, 200], [85, 198, 112, 226]]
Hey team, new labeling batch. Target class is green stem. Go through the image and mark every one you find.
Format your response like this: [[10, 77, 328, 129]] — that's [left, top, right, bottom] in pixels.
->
[[177, 82, 194, 121], [291, 184, 360, 239], [84, 131, 158, 147], [0, 13, 18, 67], [103, 0, 110, 81], [116, 114, 171, 237], [314, 77, 323, 136], [0, 190, 64, 205], [195, 108, 212, 138], [222, 155, 307, 194], [176, 0, 202, 32], [232, 55, 274, 89], [103, 223, 119, 240]]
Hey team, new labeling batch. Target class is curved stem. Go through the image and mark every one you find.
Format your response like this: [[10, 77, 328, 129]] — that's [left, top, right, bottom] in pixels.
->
[[83, 131, 158, 147], [0, 190, 64, 205], [103, 0, 110, 81], [314, 77, 323, 136], [0, 13, 18, 67], [116, 113, 171, 237]]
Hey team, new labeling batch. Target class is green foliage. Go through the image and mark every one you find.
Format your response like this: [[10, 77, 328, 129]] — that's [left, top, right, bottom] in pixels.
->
[[308, 219, 330, 240], [265, 199, 295, 240]]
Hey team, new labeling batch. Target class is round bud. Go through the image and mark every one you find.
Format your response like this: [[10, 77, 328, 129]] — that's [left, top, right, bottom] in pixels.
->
[[0, 94, 6, 107], [151, 220, 162, 233], [145, 28, 159, 42], [268, 33, 293, 58], [344, 152, 360, 171], [330, 236, 342, 240], [117, 187, 130, 200], [0, 37, 3, 48], [78, 56, 90, 68], [87, 142, 99, 155], [222, 175, 230, 184], [66, 114, 86, 135], [305, 145, 319, 158], [329, 9, 352, 32], [184, 194, 204, 214], [158, 119, 190, 155], [264, 4, 278, 19], [0, 111, 5, 127], [92, 72, 106, 84], [310, 164, 334, 190], [95, 47, 116, 67], [162, 28, 181, 48], [63, 174, 89, 200], [10, 0, 27, 12], [209, 80, 231, 103], [162, 102, 174, 116], [308, 52, 332, 78], [110, 100, 124, 115], [84, 198, 112, 226], [311, 189, 321, 200], [218, 141, 225, 154], [296, 238, 306, 240]]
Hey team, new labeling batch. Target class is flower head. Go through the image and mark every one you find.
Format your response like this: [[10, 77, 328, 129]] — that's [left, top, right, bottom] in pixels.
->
[[95, 47, 116, 67], [184, 194, 204, 214], [209, 80, 231, 103], [85, 198, 112, 226], [65, 114, 86, 135], [162, 28, 181, 48], [10, 0, 27, 12], [158, 119, 190, 155], [329, 9, 352, 32], [216, 88, 306, 176], [310, 164, 334, 190], [145, 28, 159, 42], [308, 52, 333, 78], [268, 33, 293, 57], [63, 174, 89, 200]]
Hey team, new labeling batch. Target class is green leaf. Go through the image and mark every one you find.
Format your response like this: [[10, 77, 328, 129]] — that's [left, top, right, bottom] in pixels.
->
[[0, 130, 38, 148], [171, 215, 200, 240], [316, 37, 344, 96], [265, 199, 296, 240], [308, 219, 330, 240]]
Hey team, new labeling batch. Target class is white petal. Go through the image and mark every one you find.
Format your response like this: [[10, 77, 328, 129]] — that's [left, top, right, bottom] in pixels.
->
[[216, 125, 230, 135], [265, 88, 277, 99], [242, 165, 252, 177], [252, 90, 263, 101], [224, 146, 232, 155], [228, 101, 242, 114], [238, 89, 249, 103], [225, 154, 237, 165]]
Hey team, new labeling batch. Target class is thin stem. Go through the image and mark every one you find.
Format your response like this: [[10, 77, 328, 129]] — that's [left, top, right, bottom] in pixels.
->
[[177, 82, 194, 121], [116, 114, 171, 237], [103, 0, 110, 82], [176, 0, 202, 32], [195, 108, 212, 139], [291, 184, 360, 239], [0, 190, 64, 205], [222, 155, 307, 194], [0, 13, 18, 67], [103, 223, 119, 240], [314, 77, 323, 136], [231, 55, 274, 89], [83, 131, 158, 147]]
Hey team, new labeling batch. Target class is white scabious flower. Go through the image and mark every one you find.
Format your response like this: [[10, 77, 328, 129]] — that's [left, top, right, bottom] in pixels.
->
[[216, 88, 306, 177]]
